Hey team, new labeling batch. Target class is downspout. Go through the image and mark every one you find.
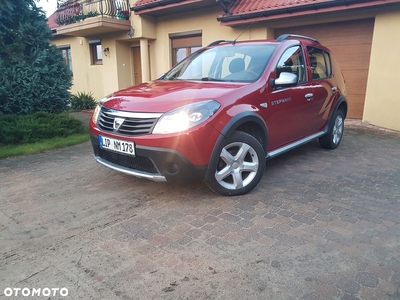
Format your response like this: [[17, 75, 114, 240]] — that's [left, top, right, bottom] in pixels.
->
[[216, 0, 232, 16]]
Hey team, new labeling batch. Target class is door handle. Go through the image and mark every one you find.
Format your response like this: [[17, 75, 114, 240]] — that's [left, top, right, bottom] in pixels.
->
[[305, 93, 313, 101]]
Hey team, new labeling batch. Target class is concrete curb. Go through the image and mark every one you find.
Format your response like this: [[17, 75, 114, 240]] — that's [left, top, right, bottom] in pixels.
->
[[345, 119, 400, 137]]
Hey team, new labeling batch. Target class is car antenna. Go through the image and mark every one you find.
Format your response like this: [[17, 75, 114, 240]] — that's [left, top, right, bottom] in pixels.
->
[[233, 21, 256, 44]]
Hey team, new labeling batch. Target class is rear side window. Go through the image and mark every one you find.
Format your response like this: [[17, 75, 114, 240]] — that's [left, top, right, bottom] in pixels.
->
[[307, 47, 332, 80]]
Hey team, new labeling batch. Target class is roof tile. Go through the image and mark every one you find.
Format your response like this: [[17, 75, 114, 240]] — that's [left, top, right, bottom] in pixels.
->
[[220, 0, 400, 25], [228, 0, 328, 15], [134, 0, 162, 4], [226, 0, 400, 16], [46, 12, 58, 29], [134, 0, 189, 5]]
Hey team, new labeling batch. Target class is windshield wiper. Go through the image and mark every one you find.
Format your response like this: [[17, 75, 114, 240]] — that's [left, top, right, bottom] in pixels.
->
[[165, 76, 181, 80], [200, 77, 225, 82]]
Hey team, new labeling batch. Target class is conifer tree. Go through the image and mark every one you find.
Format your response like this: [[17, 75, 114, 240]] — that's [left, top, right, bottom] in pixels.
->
[[0, 0, 72, 114]]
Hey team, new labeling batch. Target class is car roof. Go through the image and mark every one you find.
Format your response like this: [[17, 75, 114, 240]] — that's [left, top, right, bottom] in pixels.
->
[[207, 34, 321, 48]]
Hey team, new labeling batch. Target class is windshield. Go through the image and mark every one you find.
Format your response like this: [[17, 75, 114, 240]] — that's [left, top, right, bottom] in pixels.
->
[[163, 44, 277, 83]]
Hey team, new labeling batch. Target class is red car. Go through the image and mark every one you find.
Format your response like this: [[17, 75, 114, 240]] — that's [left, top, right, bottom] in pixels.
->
[[90, 34, 347, 196]]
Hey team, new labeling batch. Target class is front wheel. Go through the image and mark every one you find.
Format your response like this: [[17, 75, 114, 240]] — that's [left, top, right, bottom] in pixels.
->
[[319, 110, 344, 149], [206, 131, 265, 196]]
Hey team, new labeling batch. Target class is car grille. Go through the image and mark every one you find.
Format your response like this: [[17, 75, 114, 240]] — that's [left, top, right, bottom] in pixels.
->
[[98, 107, 159, 136], [98, 148, 159, 174]]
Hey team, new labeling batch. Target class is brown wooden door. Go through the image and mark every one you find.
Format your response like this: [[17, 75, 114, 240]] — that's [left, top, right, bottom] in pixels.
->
[[275, 19, 374, 119], [132, 47, 142, 85]]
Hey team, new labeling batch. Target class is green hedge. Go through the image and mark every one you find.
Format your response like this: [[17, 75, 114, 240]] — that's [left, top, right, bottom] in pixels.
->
[[0, 112, 86, 145]]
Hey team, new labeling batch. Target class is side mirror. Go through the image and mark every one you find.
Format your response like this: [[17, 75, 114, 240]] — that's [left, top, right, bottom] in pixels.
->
[[274, 72, 298, 87]]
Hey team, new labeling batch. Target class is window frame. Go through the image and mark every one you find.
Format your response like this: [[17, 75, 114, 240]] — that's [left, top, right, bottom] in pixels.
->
[[58, 44, 73, 74], [169, 31, 202, 66], [276, 45, 307, 84], [89, 39, 103, 65]]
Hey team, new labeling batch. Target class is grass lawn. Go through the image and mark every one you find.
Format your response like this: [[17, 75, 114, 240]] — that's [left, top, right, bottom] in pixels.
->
[[0, 131, 89, 159]]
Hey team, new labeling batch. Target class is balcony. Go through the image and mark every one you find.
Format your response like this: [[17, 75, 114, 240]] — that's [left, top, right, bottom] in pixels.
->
[[55, 0, 131, 36]]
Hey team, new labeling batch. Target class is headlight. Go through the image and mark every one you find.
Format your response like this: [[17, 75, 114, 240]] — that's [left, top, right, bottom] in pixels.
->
[[92, 104, 101, 124], [152, 100, 220, 134], [92, 94, 112, 124]]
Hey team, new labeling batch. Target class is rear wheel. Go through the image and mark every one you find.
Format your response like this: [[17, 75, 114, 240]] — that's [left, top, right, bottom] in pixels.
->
[[206, 131, 265, 196], [319, 110, 344, 149]]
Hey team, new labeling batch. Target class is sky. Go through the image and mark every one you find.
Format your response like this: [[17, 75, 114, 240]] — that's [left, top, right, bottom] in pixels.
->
[[36, 0, 58, 17]]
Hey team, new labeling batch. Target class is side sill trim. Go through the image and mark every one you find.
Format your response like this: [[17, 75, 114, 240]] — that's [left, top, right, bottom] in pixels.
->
[[266, 131, 326, 159], [95, 156, 167, 182]]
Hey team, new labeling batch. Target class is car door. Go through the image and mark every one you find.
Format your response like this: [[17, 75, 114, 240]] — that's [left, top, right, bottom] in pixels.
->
[[307, 46, 337, 131], [264, 45, 315, 150]]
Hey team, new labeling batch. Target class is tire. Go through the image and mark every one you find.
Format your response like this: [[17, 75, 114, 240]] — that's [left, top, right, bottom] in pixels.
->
[[319, 109, 344, 149], [206, 131, 266, 196]]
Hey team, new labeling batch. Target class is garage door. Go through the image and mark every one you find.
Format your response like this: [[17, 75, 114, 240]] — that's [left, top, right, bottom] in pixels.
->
[[275, 19, 374, 119]]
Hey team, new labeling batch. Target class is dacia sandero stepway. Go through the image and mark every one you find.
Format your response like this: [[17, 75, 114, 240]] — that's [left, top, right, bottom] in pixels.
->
[[90, 34, 347, 196]]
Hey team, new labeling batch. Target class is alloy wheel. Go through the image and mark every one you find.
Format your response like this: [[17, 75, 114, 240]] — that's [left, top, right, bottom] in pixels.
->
[[215, 141, 259, 190]]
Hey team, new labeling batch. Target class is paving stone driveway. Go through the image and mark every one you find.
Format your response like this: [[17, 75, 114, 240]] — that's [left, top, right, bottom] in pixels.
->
[[0, 124, 399, 300]]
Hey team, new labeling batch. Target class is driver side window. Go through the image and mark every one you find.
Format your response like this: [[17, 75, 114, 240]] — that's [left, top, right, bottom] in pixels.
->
[[276, 46, 306, 83]]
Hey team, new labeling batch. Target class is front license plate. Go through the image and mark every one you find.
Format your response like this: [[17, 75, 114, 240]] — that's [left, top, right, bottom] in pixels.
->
[[99, 135, 135, 156]]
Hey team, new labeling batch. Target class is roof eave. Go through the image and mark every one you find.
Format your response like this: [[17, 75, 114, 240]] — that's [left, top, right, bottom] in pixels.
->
[[218, 0, 400, 25], [132, 0, 201, 14], [132, 0, 184, 12]]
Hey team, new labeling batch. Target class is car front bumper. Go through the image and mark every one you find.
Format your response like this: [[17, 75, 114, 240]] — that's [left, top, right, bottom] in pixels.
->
[[90, 134, 209, 182]]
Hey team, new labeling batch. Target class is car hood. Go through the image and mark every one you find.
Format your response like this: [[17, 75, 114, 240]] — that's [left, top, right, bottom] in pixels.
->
[[102, 80, 245, 113]]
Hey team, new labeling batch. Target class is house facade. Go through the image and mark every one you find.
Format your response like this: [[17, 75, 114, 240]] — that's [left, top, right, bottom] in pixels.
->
[[48, 0, 400, 131]]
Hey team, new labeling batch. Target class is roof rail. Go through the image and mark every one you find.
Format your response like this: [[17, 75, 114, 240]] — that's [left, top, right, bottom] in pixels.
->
[[276, 34, 320, 44], [207, 40, 235, 46]]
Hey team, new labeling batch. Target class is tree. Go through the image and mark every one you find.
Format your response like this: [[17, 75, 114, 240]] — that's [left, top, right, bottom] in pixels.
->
[[0, 0, 72, 115]]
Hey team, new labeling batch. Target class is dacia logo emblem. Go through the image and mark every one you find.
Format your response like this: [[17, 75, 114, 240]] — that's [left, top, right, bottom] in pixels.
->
[[113, 117, 125, 131]]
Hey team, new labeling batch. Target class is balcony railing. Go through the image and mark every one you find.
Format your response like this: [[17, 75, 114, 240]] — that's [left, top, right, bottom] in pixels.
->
[[56, 0, 131, 26]]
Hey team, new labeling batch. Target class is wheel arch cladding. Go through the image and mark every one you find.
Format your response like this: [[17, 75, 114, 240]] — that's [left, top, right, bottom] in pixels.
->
[[325, 95, 347, 133], [335, 95, 348, 119], [219, 112, 268, 151], [205, 112, 268, 182]]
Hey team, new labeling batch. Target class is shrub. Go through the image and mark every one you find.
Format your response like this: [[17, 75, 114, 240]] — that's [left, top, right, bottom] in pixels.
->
[[0, 47, 72, 115], [0, 0, 72, 115], [69, 92, 97, 110], [0, 112, 86, 145]]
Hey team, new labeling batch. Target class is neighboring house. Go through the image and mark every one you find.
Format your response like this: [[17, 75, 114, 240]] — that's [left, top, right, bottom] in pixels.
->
[[48, 0, 400, 131]]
